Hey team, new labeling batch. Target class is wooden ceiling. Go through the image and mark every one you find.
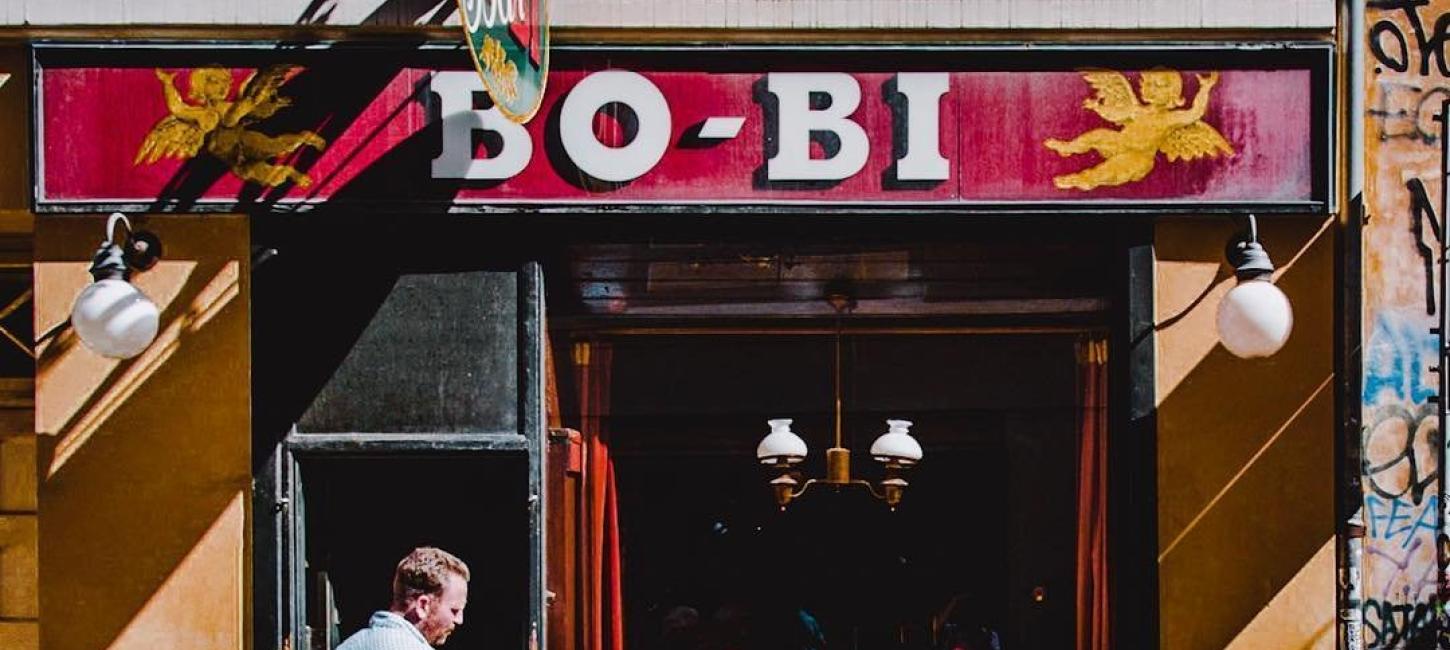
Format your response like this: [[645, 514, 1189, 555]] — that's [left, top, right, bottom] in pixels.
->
[[559, 238, 1113, 320]]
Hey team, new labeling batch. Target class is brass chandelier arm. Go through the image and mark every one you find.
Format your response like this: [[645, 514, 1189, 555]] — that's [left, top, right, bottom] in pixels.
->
[[775, 476, 896, 505], [791, 477, 820, 500], [788, 477, 882, 498]]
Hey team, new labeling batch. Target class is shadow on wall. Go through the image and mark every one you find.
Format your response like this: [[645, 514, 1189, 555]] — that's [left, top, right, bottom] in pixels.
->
[[35, 130, 482, 650], [249, 77, 537, 649], [296, 0, 458, 26], [1152, 216, 1335, 650], [249, 85, 490, 457], [119, 41, 486, 455], [144, 43, 433, 215], [35, 216, 251, 650], [37, 42, 510, 650]]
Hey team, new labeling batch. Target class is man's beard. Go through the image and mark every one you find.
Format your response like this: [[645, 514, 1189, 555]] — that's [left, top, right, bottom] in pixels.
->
[[430, 627, 454, 646]]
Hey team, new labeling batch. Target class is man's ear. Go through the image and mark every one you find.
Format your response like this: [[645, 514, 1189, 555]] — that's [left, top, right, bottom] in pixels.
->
[[409, 593, 433, 619]]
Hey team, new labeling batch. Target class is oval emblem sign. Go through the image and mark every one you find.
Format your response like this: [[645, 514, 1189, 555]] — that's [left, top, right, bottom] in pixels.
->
[[457, 0, 549, 123]]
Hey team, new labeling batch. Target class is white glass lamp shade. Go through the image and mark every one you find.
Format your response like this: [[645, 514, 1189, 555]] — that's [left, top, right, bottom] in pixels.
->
[[870, 419, 923, 466], [1216, 278, 1294, 359], [756, 418, 808, 465], [71, 278, 160, 359]]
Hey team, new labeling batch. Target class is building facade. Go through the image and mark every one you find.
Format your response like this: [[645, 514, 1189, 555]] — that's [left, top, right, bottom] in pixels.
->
[[0, 1, 1389, 649]]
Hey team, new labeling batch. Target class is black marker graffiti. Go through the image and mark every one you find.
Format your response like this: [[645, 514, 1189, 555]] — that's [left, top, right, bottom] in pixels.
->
[[1368, 80, 1450, 143], [1364, 596, 1439, 648], [1404, 178, 1444, 317], [1365, 401, 1440, 503], [1370, 0, 1450, 77]]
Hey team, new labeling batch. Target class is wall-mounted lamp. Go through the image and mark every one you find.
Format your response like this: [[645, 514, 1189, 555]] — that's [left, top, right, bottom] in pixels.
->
[[1217, 214, 1293, 359], [71, 213, 163, 359]]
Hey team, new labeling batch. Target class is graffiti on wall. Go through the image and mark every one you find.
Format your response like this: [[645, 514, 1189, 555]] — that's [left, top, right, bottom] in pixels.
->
[[1365, 0, 1450, 646], [1363, 313, 1441, 647], [1364, 595, 1439, 648]]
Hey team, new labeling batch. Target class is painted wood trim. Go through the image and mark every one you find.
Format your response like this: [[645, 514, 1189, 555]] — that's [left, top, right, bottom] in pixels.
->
[[0, 0, 1335, 29], [284, 432, 530, 455]]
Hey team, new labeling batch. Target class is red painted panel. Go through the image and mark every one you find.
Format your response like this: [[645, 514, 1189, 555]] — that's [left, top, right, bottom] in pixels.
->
[[36, 61, 1314, 207], [957, 70, 1313, 201]]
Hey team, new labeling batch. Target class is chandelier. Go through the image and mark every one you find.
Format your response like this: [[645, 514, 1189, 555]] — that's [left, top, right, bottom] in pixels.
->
[[754, 292, 924, 510]]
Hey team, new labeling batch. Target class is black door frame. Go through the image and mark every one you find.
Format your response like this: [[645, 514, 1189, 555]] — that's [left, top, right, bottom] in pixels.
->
[[254, 263, 548, 650]]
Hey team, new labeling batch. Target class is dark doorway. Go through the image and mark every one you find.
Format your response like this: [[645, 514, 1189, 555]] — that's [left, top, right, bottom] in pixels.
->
[[298, 455, 531, 650], [604, 334, 1080, 650]]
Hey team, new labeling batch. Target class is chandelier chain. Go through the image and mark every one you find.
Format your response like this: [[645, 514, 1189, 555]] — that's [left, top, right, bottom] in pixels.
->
[[834, 311, 843, 449]]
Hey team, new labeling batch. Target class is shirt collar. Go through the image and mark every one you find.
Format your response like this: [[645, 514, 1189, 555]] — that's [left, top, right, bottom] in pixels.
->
[[372, 610, 431, 646]]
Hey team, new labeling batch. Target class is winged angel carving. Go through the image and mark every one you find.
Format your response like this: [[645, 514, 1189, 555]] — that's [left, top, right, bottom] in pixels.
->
[[1044, 69, 1234, 191], [134, 67, 327, 188]]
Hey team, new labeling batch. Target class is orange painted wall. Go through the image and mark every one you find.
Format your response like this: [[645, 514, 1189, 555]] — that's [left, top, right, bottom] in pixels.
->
[[1155, 216, 1336, 650], [0, 44, 37, 650], [34, 215, 250, 650]]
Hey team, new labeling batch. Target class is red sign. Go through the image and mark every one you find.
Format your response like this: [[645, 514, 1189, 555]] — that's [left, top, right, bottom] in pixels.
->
[[34, 51, 1322, 211]]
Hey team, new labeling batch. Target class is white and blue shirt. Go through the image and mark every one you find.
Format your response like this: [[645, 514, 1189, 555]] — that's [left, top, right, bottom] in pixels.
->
[[337, 611, 433, 650]]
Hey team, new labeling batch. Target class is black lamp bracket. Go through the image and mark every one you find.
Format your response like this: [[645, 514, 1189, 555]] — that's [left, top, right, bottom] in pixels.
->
[[90, 213, 162, 281], [1225, 213, 1275, 279]]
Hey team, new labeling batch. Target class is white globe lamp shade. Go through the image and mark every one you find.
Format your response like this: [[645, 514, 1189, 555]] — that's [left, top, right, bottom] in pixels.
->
[[71, 278, 160, 359], [1216, 278, 1293, 359], [757, 418, 808, 465], [870, 419, 923, 466]]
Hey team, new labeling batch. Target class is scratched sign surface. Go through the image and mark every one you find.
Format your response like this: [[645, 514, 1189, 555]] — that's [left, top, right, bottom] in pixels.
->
[[33, 48, 1324, 210], [1364, 0, 1450, 647]]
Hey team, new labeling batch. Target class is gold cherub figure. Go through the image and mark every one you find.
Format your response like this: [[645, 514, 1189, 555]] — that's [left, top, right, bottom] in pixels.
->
[[1044, 69, 1234, 191], [134, 66, 327, 188]]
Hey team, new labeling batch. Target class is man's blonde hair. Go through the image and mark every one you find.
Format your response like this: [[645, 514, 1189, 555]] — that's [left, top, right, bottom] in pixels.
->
[[392, 547, 471, 607]]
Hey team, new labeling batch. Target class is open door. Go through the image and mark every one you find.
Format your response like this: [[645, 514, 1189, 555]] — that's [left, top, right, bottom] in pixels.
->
[[259, 262, 549, 650], [311, 569, 341, 650]]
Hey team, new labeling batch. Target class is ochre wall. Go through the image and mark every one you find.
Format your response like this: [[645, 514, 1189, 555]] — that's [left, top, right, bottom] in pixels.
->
[[34, 215, 249, 650], [0, 43, 37, 650], [1155, 216, 1335, 650]]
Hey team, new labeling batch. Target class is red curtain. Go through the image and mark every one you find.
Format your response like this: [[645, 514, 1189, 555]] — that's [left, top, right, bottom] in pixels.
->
[[1075, 337, 1109, 650], [576, 341, 625, 650]]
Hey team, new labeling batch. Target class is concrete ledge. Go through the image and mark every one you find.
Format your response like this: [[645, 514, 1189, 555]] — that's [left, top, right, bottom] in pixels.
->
[[0, 0, 1336, 29]]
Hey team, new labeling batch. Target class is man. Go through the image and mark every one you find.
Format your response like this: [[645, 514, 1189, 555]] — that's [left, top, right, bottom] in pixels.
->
[[338, 547, 471, 650]]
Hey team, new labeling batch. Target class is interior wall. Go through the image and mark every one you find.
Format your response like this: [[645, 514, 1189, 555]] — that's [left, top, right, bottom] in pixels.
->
[[34, 215, 250, 650], [1154, 215, 1335, 650]]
